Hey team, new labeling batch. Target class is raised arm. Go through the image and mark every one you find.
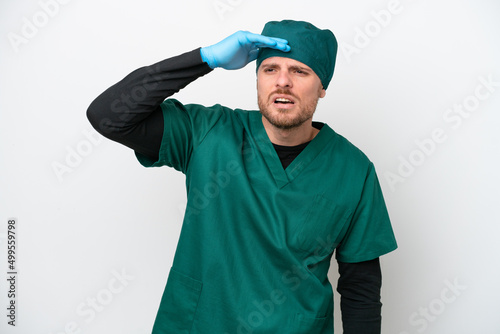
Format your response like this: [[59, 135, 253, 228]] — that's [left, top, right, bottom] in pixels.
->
[[86, 31, 289, 160], [86, 48, 212, 160]]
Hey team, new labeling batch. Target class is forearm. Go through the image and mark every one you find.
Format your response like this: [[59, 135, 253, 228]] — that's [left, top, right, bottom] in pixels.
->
[[337, 258, 382, 334], [86, 48, 212, 158]]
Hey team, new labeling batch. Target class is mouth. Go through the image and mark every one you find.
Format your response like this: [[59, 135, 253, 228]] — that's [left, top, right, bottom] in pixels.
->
[[272, 95, 296, 108]]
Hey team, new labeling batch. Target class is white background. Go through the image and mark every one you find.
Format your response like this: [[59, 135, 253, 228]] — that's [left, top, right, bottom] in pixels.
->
[[1, 0, 499, 333]]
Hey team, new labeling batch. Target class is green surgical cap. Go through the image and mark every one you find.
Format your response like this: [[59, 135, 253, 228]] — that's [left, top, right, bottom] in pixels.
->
[[256, 20, 338, 89]]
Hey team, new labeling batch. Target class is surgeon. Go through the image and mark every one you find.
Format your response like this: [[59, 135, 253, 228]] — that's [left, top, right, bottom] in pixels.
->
[[87, 20, 397, 334]]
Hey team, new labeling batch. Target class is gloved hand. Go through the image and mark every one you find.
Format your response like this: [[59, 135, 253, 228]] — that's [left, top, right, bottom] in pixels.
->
[[200, 30, 290, 70]]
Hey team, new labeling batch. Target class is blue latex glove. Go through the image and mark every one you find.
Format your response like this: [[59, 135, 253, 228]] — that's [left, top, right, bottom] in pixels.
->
[[200, 30, 290, 70]]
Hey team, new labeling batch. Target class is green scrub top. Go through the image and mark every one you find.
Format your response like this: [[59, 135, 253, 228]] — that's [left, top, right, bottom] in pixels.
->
[[136, 99, 397, 334]]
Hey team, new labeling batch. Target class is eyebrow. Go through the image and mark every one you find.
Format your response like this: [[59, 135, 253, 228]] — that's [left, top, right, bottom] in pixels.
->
[[289, 65, 310, 72], [261, 63, 311, 72], [261, 63, 279, 70]]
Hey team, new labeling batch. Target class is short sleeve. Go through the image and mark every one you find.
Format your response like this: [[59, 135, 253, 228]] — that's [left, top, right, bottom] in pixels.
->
[[335, 163, 397, 263], [135, 99, 225, 173]]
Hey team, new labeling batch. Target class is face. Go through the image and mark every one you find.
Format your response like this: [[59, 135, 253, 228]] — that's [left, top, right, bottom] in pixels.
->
[[257, 57, 326, 131]]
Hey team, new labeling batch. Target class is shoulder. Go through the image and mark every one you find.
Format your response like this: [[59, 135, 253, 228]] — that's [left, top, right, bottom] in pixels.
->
[[323, 124, 373, 170], [160, 98, 233, 115], [160, 99, 254, 120]]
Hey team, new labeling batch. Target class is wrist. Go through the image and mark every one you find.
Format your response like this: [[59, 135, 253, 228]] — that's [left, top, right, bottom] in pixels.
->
[[200, 47, 217, 69]]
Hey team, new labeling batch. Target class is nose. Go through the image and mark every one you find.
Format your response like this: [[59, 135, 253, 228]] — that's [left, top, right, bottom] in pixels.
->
[[276, 70, 292, 89]]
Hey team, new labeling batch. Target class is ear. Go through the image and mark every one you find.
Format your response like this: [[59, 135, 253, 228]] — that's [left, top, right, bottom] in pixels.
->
[[319, 88, 326, 98]]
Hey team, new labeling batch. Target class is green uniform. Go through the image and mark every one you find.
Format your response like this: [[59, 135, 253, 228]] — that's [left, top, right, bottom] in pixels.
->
[[136, 99, 397, 334]]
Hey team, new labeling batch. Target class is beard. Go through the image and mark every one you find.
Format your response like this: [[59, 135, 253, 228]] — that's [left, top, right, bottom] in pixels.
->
[[258, 89, 320, 130]]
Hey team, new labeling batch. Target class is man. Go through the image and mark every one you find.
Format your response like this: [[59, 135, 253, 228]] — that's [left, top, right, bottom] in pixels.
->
[[87, 20, 397, 334]]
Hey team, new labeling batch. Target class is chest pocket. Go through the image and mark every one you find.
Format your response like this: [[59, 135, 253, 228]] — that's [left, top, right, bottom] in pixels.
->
[[294, 194, 352, 257]]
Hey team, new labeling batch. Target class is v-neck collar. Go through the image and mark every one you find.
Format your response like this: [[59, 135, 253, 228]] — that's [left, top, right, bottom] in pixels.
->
[[250, 112, 336, 189]]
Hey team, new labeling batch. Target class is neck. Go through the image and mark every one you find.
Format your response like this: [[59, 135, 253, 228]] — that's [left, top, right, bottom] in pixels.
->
[[262, 116, 320, 146]]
